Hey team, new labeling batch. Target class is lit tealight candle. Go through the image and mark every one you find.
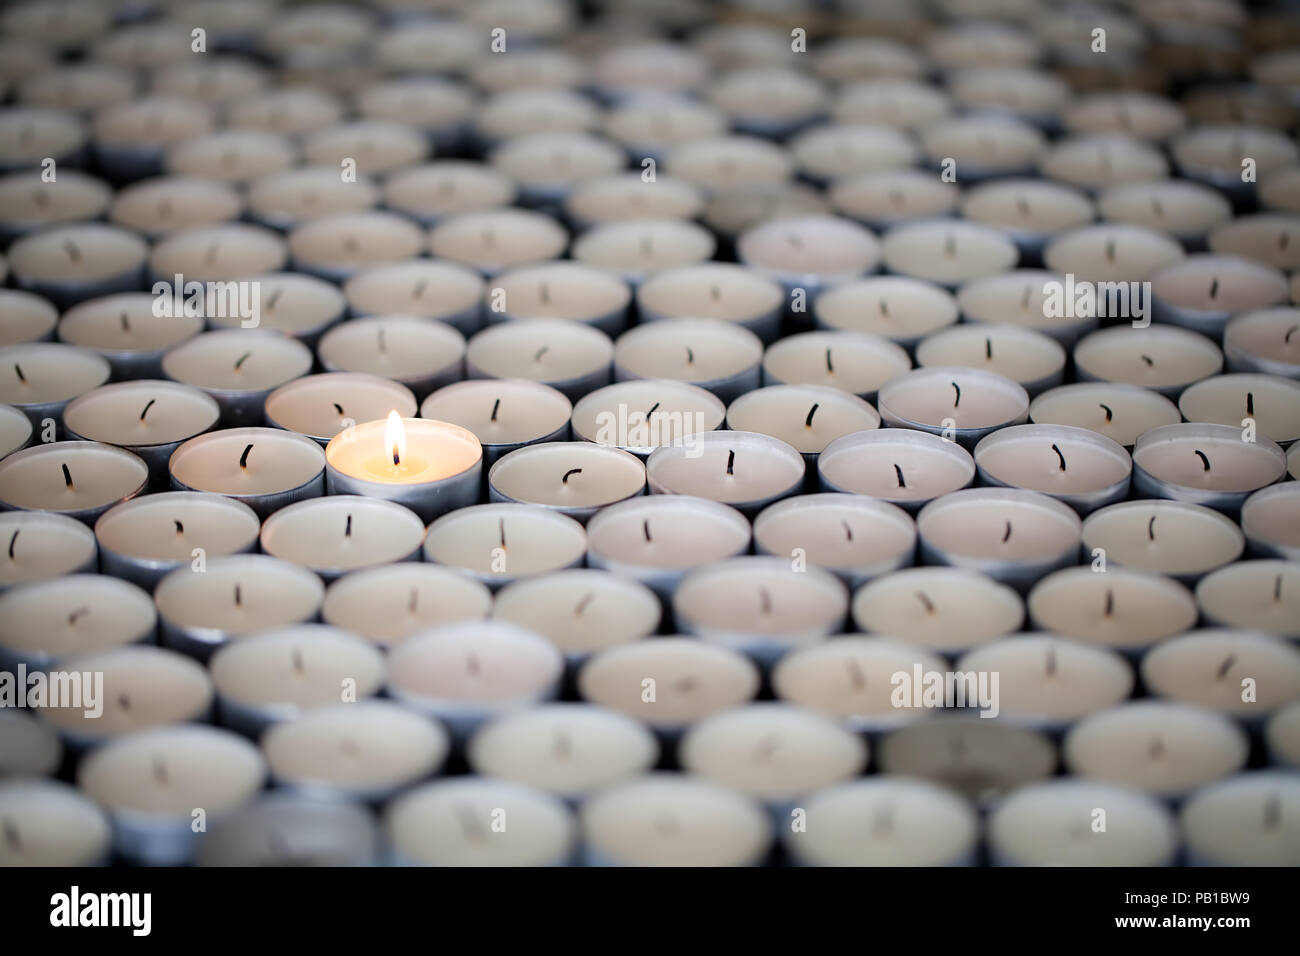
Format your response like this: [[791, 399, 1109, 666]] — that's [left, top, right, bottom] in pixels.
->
[[1027, 566, 1198, 653], [973, 423, 1132, 513], [917, 324, 1066, 396], [0, 779, 109, 867], [1196, 560, 1300, 638], [0, 440, 146, 524], [1224, 307, 1300, 378], [321, 563, 491, 648], [1179, 372, 1300, 445], [851, 566, 1024, 653], [169, 426, 325, 519], [877, 366, 1030, 448], [7, 223, 148, 309], [317, 315, 466, 399], [466, 319, 612, 401], [0, 510, 96, 591], [1141, 628, 1300, 716], [1150, 255, 1289, 338], [487, 260, 631, 336], [0, 572, 154, 670], [1073, 324, 1223, 399], [1081, 499, 1244, 584], [265, 373, 416, 444], [488, 441, 645, 521], [246, 166, 379, 231], [162, 329, 314, 427], [636, 263, 785, 343], [1131, 423, 1287, 513], [1028, 382, 1182, 447], [0, 341, 110, 432], [430, 208, 568, 278], [647, 430, 805, 518], [817, 428, 976, 510], [423, 502, 586, 589], [813, 276, 959, 350], [421, 379, 571, 465], [1181, 771, 1300, 866], [879, 219, 1019, 289]]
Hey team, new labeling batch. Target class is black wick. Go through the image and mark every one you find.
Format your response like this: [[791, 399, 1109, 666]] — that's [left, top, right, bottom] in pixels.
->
[[685, 347, 694, 365], [725, 449, 735, 475], [13, 363, 25, 383], [916, 591, 935, 613], [805, 403, 819, 427], [240, 443, 253, 468], [894, 463, 906, 488], [174, 520, 184, 535], [490, 398, 500, 422], [1194, 449, 1211, 471], [1103, 588, 1114, 617], [139, 399, 156, 421], [562, 468, 582, 483], [642, 519, 652, 542], [1099, 403, 1112, 423], [1147, 515, 1156, 541], [758, 587, 772, 614], [825, 348, 833, 373], [344, 514, 352, 537], [333, 402, 344, 415], [7, 530, 17, 559], [1247, 392, 1254, 416], [951, 382, 961, 408], [1001, 520, 1012, 543], [1051, 443, 1067, 471], [61, 464, 72, 488], [234, 351, 251, 370]]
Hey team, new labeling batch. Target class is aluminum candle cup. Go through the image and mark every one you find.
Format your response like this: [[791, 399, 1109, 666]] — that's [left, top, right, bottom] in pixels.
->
[[1072, 324, 1223, 400], [56, 292, 203, 380], [877, 366, 1031, 449], [265, 372, 418, 445], [161, 329, 314, 427], [0, 403, 33, 458], [1028, 382, 1182, 448], [466, 319, 613, 402], [1224, 308, 1300, 379], [916, 488, 1083, 592], [0, 440, 147, 525], [818, 428, 976, 512], [0, 342, 111, 434], [973, 424, 1132, 514], [488, 442, 646, 522], [1080, 500, 1244, 585], [1131, 423, 1287, 514], [1241, 484, 1300, 560], [1178, 373, 1300, 447], [317, 315, 466, 401], [325, 416, 482, 524], [0, 573, 156, 672], [170, 427, 326, 520], [62, 380, 221, 486], [646, 431, 806, 519], [1149, 255, 1290, 339], [0, 510, 98, 591], [94, 492, 261, 592], [753, 494, 916, 590]]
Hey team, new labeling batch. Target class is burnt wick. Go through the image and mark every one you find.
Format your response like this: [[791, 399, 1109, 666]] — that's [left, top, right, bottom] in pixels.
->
[[642, 519, 652, 542], [574, 592, 594, 617], [758, 586, 772, 614], [490, 397, 500, 422], [951, 382, 961, 408], [1099, 402, 1113, 423], [725, 449, 735, 476], [561, 467, 582, 483], [61, 463, 73, 488], [894, 463, 906, 488], [7, 530, 17, 560], [1051, 443, 1067, 471], [805, 403, 819, 427], [332, 402, 344, 416], [1001, 520, 1012, 543], [240, 443, 254, 469], [344, 514, 352, 537], [916, 591, 935, 614], [1194, 449, 1211, 471], [174, 520, 184, 535]]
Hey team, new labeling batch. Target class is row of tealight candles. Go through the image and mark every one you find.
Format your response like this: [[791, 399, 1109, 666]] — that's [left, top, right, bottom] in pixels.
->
[[0, 0, 1298, 867]]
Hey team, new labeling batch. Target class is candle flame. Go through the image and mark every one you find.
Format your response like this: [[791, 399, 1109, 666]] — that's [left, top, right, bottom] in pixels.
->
[[386, 411, 406, 467]]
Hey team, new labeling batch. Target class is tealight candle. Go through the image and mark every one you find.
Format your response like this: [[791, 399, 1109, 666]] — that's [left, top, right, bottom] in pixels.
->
[[1268, 702, 1300, 767], [206, 273, 345, 349], [148, 223, 287, 284], [246, 166, 380, 231], [788, 123, 919, 184], [487, 261, 631, 337], [317, 315, 466, 400], [957, 270, 1097, 348], [647, 431, 805, 518], [813, 37, 925, 84], [489, 131, 624, 206], [1224, 308, 1300, 378], [988, 779, 1177, 866], [818, 428, 976, 510], [40, 645, 212, 748], [468, 704, 658, 800], [0, 710, 62, 777], [0, 572, 154, 670], [1096, 180, 1232, 247], [0, 779, 109, 867], [1207, 213, 1300, 272], [580, 774, 771, 867], [424, 502, 586, 589], [1173, 125, 1299, 199], [0, 402, 30, 459], [1081, 499, 1244, 583], [572, 219, 716, 287], [1141, 629, 1300, 716], [384, 778, 576, 867], [169, 426, 325, 519], [0, 290, 57, 347], [1179, 373, 1300, 445], [57, 293, 203, 379], [603, 96, 726, 161], [488, 442, 645, 521], [301, 120, 429, 177], [877, 366, 1030, 448], [474, 87, 600, 146], [197, 792, 379, 868], [614, 318, 761, 403], [948, 66, 1070, 128], [0, 170, 110, 241], [1028, 382, 1182, 447], [321, 563, 491, 648], [0, 341, 110, 431], [703, 184, 828, 244], [1181, 771, 1300, 866], [0, 440, 146, 524], [784, 777, 979, 867], [1027, 566, 1198, 653], [1261, 165, 1300, 214], [1063, 91, 1187, 142], [919, 116, 1045, 182], [927, 21, 1042, 69], [1063, 701, 1248, 799], [680, 704, 866, 809], [833, 79, 954, 131], [813, 276, 959, 350], [382, 161, 517, 227], [1044, 223, 1185, 283], [1196, 560, 1300, 638], [917, 324, 1066, 396], [577, 638, 761, 731], [163, 129, 295, 186], [851, 566, 1024, 653], [430, 208, 568, 278], [385, 620, 564, 740], [466, 319, 612, 401], [154, 553, 325, 660], [358, 77, 474, 153], [584, 494, 751, 601], [829, 168, 962, 232], [210, 625, 385, 736], [960, 179, 1094, 262], [973, 423, 1132, 513], [1131, 423, 1286, 513], [7, 223, 148, 309], [262, 701, 448, 804], [0, 106, 85, 174], [959, 634, 1135, 727], [770, 638, 948, 732], [162, 329, 314, 427], [571, 379, 723, 456], [761, 330, 911, 401], [265, 373, 416, 444], [725, 385, 880, 478], [736, 215, 882, 302], [344, 260, 486, 337], [470, 46, 583, 93], [492, 568, 658, 661], [673, 556, 849, 665], [421, 379, 571, 465], [287, 211, 425, 283], [1241, 484, 1300, 560], [150, 57, 268, 106], [708, 67, 826, 140], [1073, 325, 1223, 399], [92, 23, 205, 69], [916, 488, 1082, 590], [0, 510, 96, 591], [880, 219, 1019, 289], [372, 18, 477, 75], [636, 263, 785, 343], [1150, 255, 1289, 338], [260, 496, 426, 581], [1038, 134, 1170, 191], [564, 173, 705, 232], [226, 87, 343, 136], [663, 135, 794, 192]]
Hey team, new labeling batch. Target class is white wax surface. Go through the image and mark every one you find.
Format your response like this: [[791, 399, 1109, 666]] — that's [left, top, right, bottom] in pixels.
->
[[0, 402, 29, 457], [321, 563, 491, 646], [1242, 484, 1300, 552], [1029, 383, 1182, 446], [431, 208, 568, 274], [918, 488, 1081, 563], [93, 96, 214, 151], [383, 161, 516, 222], [211, 625, 384, 717], [753, 494, 915, 575], [227, 88, 343, 135], [1081, 500, 1243, 577], [772, 637, 948, 724], [78, 724, 265, 817], [492, 260, 630, 323], [344, 259, 485, 323], [0, 779, 110, 867], [789, 123, 919, 181], [0, 170, 110, 234], [572, 218, 716, 280], [664, 135, 794, 191], [490, 132, 624, 192], [265, 373, 416, 440], [814, 37, 924, 83], [571, 379, 724, 452], [1064, 92, 1186, 141], [956, 270, 1094, 339], [1196, 561, 1300, 637], [1153, 255, 1288, 315], [470, 48, 582, 91], [1144, 628, 1300, 715], [0, 710, 60, 776], [881, 219, 1019, 286], [949, 66, 1069, 118], [1064, 702, 1248, 797], [493, 569, 659, 655], [153, 554, 324, 639], [64, 380, 219, 447], [705, 184, 829, 240], [961, 179, 1093, 236], [1028, 567, 1197, 648], [96, 491, 259, 566], [151, 58, 268, 106], [490, 442, 645, 510], [829, 169, 960, 225], [958, 635, 1134, 722], [879, 366, 1029, 429], [814, 276, 959, 340], [0, 107, 84, 167], [0, 441, 146, 514], [149, 223, 287, 282], [467, 318, 612, 385], [0, 510, 95, 589], [738, 214, 881, 282], [819, 428, 975, 502], [681, 703, 867, 801], [605, 98, 726, 154], [247, 166, 379, 228], [0, 290, 57, 346], [637, 262, 784, 325], [975, 424, 1131, 495], [1039, 134, 1170, 190], [920, 116, 1044, 176], [1209, 213, 1300, 272], [302, 120, 429, 175], [762, 330, 911, 396], [1175, 125, 1298, 178], [647, 431, 804, 506], [211, 272, 345, 337], [421, 379, 571, 447], [1098, 180, 1231, 241], [165, 129, 296, 184], [261, 496, 426, 572], [0, 573, 153, 660], [359, 77, 473, 132], [833, 79, 953, 130], [1133, 427, 1285, 493], [581, 774, 771, 867], [918, 325, 1065, 388], [1074, 325, 1222, 390], [1044, 223, 1186, 282], [1182, 772, 1300, 866], [318, 315, 465, 383], [170, 427, 324, 496], [386, 621, 563, 708], [469, 704, 658, 797], [384, 778, 575, 867], [708, 67, 826, 129], [289, 211, 425, 276], [876, 719, 1056, 803], [1225, 308, 1300, 373], [585, 495, 751, 572], [424, 503, 586, 579], [0, 342, 109, 405], [1268, 702, 1300, 767], [577, 638, 760, 728], [565, 174, 705, 226], [851, 567, 1024, 650], [674, 557, 848, 646], [162, 329, 313, 393], [58, 292, 203, 354], [1179, 373, 1300, 443], [616, 318, 762, 385]]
